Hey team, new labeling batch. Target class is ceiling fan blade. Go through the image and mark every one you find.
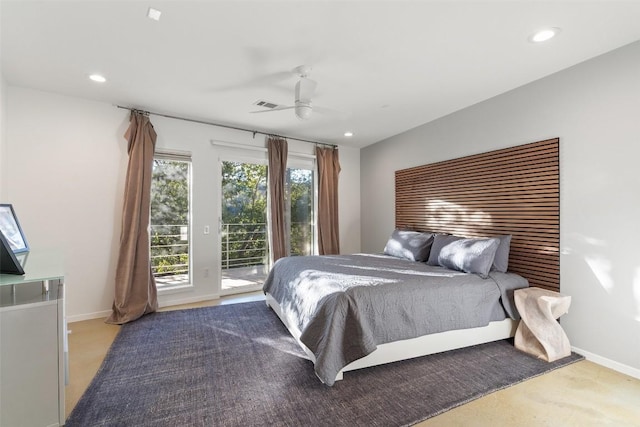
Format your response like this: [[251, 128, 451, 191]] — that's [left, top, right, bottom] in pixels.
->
[[296, 77, 317, 102], [250, 105, 295, 114]]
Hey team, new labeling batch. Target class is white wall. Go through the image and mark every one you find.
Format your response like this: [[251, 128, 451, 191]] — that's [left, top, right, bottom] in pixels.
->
[[0, 3, 5, 201], [336, 145, 360, 254], [6, 89, 129, 321], [361, 41, 640, 378], [0, 70, 6, 200], [5, 87, 360, 321]]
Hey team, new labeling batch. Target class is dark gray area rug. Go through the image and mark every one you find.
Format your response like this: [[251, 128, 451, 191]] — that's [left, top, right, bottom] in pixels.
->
[[67, 301, 583, 426]]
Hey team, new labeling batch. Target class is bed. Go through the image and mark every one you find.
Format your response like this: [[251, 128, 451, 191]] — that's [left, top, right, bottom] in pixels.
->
[[264, 138, 559, 385], [263, 238, 528, 385]]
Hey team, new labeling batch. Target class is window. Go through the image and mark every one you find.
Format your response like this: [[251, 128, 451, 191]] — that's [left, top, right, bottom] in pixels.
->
[[150, 152, 192, 288], [221, 160, 268, 269], [287, 167, 314, 256]]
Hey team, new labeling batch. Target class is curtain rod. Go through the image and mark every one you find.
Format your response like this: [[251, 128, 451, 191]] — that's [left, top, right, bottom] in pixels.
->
[[116, 105, 337, 148]]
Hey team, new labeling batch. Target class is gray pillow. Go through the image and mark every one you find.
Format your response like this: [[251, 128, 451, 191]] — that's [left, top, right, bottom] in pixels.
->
[[427, 234, 464, 265], [437, 237, 500, 278], [491, 235, 512, 273], [383, 229, 434, 262]]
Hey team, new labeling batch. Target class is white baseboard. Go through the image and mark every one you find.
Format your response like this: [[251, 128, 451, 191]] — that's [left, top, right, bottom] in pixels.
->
[[67, 293, 221, 324], [67, 309, 112, 323], [572, 346, 640, 380]]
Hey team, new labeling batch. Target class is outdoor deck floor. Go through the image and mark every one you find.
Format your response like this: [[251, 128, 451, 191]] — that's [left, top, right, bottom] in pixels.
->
[[156, 265, 267, 291], [221, 265, 268, 290]]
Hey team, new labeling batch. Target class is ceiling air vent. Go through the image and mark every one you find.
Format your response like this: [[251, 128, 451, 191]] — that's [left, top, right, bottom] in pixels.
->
[[254, 100, 280, 109]]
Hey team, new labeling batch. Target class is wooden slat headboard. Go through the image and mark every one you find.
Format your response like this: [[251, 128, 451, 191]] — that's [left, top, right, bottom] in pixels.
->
[[395, 138, 559, 291]]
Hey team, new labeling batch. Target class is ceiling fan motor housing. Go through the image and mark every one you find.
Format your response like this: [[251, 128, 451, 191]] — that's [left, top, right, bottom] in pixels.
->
[[295, 102, 312, 120]]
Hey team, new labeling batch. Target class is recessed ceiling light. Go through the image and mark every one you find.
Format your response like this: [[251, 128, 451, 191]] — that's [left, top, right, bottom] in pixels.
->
[[147, 7, 162, 21], [530, 27, 561, 43], [344, 131, 354, 137], [89, 74, 106, 83]]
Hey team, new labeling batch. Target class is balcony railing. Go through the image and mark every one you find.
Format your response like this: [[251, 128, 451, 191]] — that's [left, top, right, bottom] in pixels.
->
[[151, 222, 313, 285], [150, 224, 189, 286], [221, 221, 313, 266], [221, 223, 268, 270]]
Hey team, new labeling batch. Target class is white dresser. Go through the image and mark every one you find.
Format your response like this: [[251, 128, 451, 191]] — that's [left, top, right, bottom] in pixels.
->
[[0, 251, 66, 427]]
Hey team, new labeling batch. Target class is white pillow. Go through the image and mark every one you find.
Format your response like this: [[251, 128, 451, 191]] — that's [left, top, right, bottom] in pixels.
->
[[437, 238, 500, 278], [427, 234, 464, 266], [383, 229, 434, 262]]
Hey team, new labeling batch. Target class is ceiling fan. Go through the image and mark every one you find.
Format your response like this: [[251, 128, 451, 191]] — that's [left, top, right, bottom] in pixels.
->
[[251, 65, 330, 120]]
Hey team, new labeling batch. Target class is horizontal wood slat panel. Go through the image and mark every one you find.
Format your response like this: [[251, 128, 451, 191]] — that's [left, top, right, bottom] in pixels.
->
[[401, 179, 559, 192], [396, 165, 559, 185], [399, 140, 558, 174], [401, 185, 559, 195], [394, 223, 561, 233], [397, 157, 559, 180], [395, 138, 560, 291]]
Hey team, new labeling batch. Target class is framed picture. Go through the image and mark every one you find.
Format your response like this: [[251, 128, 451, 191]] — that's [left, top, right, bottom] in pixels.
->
[[0, 230, 25, 274], [0, 204, 29, 253]]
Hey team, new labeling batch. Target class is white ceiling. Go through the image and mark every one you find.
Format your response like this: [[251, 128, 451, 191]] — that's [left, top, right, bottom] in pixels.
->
[[2, 1, 640, 148]]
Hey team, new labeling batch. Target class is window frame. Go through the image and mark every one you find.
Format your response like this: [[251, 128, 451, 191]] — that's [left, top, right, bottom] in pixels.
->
[[150, 149, 193, 291]]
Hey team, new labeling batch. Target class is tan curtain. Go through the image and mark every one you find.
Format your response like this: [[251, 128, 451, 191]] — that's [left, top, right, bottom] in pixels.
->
[[106, 112, 158, 324], [267, 136, 288, 262], [316, 146, 341, 255]]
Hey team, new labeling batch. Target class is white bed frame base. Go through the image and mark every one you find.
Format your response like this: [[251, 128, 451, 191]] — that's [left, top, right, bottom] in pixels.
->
[[265, 292, 518, 383]]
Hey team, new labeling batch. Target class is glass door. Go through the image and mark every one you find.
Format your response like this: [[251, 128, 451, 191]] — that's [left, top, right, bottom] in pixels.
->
[[219, 159, 269, 294], [217, 153, 316, 295], [287, 166, 314, 256]]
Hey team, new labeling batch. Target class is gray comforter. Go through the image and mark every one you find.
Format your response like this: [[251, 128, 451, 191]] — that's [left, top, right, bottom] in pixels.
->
[[262, 253, 528, 385]]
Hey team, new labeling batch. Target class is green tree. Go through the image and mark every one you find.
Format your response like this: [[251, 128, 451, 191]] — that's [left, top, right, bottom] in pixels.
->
[[150, 159, 315, 276], [221, 162, 268, 267], [288, 168, 313, 256], [150, 159, 190, 276]]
